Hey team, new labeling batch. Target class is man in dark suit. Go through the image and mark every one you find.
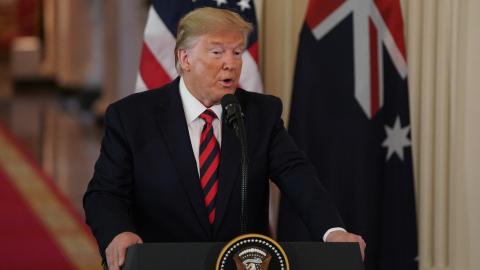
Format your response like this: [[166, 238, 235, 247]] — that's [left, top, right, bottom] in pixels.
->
[[84, 7, 365, 270]]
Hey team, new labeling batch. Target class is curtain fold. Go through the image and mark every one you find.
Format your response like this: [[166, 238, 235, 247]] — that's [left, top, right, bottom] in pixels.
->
[[403, 0, 479, 269]]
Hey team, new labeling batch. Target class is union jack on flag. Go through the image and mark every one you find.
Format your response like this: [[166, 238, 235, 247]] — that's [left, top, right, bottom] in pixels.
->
[[306, 0, 408, 119], [135, 0, 263, 93], [279, 1, 418, 269]]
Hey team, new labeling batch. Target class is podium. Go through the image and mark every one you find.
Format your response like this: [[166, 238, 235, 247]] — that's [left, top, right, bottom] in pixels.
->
[[122, 242, 364, 270]]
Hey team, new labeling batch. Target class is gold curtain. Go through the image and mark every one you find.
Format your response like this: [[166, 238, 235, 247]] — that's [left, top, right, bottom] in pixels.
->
[[404, 0, 480, 269]]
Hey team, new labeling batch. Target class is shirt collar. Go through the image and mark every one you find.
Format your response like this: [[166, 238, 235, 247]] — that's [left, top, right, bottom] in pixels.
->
[[179, 77, 222, 124]]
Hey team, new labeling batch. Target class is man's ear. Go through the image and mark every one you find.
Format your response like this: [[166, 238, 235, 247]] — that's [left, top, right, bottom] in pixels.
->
[[178, 49, 190, 72]]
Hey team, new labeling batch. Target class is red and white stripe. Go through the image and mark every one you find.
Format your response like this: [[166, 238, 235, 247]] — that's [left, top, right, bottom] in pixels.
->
[[136, 7, 177, 92]]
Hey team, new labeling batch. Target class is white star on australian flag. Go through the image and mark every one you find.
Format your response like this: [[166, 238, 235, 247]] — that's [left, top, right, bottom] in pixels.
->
[[237, 0, 251, 11], [213, 0, 228, 7], [382, 116, 411, 161]]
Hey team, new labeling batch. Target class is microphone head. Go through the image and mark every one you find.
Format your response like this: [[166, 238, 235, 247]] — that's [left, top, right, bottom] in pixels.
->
[[221, 94, 242, 126], [221, 94, 239, 109]]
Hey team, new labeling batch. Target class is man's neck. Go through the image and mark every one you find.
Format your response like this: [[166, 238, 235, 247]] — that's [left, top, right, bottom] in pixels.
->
[[182, 76, 217, 108]]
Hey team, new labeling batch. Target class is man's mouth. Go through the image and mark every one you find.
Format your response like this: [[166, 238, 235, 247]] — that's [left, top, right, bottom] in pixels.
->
[[219, 78, 235, 87]]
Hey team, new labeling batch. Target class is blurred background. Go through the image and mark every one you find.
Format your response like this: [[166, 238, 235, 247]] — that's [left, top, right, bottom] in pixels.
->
[[0, 0, 479, 269]]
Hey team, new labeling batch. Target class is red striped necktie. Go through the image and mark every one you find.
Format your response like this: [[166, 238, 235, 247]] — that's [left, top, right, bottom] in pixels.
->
[[199, 109, 220, 224]]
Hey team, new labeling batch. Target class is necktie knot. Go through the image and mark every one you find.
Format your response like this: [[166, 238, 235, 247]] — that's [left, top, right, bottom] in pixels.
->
[[199, 109, 217, 125]]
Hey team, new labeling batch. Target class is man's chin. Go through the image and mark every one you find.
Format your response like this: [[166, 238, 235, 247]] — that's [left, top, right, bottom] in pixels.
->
[[212, 89, 235, 105], [221, 87, 236, 95]]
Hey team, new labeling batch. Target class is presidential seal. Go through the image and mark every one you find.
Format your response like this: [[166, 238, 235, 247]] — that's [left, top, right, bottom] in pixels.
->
[[216, 234, 290, 270]]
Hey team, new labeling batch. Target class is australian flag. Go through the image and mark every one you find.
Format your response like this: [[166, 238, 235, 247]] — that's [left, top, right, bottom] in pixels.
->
[[135, 0, 262, 93], [277, 1, 418, 269]]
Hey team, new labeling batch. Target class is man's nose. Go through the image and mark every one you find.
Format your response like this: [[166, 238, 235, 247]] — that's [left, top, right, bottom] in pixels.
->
[[222, 52, 240, 70]]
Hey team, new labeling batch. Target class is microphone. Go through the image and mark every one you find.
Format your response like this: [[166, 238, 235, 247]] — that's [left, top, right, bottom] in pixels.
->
[[221, 94, 249, 234], [221, 94, 243, 128]]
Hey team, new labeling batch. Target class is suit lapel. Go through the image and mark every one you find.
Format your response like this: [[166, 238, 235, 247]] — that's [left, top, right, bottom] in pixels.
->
[[154, 80, 212, 238], [213, 119, 241, 235]]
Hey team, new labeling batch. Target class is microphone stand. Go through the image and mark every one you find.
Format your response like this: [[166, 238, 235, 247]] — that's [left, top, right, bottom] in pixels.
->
[[233, 110, 249, 234], [222, 95, 249, 234]]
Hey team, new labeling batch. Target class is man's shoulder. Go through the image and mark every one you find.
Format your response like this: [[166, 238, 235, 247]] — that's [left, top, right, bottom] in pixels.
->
[[236, 88, 282, 107], [236, 88, 283, 114], [110, 79, 179, 111]]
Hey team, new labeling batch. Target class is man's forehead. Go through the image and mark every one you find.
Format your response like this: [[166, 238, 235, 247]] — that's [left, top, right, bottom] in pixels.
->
[[206, 40, 246, 48], [200, 31, 246, 46]]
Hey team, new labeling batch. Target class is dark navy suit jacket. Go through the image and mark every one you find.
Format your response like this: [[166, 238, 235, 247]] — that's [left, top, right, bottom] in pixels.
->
[[83, 78, 343, 258]]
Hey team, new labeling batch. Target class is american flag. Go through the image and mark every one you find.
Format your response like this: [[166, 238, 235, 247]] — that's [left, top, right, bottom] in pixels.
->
[[135, 0, 263, 93]]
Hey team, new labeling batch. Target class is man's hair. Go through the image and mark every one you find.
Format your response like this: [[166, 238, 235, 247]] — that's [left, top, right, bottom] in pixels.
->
[[174, 7, 253, 74]]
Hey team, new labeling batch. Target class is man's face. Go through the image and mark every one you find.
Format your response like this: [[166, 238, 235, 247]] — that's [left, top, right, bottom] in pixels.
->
[[179, 30, 245, 107]]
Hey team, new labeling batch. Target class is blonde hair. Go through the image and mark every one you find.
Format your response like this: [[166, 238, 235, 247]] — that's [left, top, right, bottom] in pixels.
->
[[174, 7, 253, 74]]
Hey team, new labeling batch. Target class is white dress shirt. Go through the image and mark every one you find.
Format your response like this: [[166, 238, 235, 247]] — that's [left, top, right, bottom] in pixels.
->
[[179, 77, 223, 176], [178, 77, 345, 241]]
